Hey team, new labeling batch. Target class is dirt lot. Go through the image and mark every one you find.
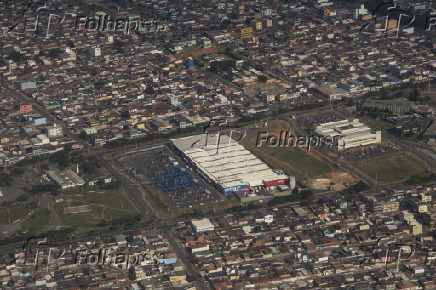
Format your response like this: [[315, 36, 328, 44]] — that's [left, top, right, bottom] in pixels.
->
[[240, 120, 358, 189], [307, 172, 359, 191]]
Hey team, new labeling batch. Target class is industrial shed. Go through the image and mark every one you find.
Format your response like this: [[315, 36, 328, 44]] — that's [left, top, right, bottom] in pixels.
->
[[171, 134, 291, 196]]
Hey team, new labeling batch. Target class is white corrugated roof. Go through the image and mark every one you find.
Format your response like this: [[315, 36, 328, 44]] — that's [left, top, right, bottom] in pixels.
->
[[171, 134, 288, 188]]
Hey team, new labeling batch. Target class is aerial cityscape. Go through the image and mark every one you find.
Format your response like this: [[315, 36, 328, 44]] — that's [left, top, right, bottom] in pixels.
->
[[0, 0, 435, 289]]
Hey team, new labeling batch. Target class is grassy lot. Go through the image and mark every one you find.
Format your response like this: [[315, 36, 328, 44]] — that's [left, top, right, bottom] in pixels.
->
[[245, 144, 335, 181], [24, 208, 51, 234], [54, 202, 133, 228], [54, 189, 140, 228], [240, 120, 337, 181], [353, 153, 427, 183], [0, 202, 32, 225], [63, 188, 136, 210]]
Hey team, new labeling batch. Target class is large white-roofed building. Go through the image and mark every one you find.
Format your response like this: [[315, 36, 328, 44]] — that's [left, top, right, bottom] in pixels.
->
[[191, 218, 215, 232], [315, 118, 381, 150], [171, 134, 291, 196]]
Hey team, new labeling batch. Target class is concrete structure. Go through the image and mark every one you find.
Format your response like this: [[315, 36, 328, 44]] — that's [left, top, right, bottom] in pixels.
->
[[353, 4, 369, 19], [317, 85, 350, 100], [362, 99, 413, 115], [45, 126, 63, 138], [47, 169, 86, 189], [20, 81, 37, 90], [89, 46, 101, 57], [315, 119, 381, 150], [191, 218, 215, 232], [171, 134, 292, 196]]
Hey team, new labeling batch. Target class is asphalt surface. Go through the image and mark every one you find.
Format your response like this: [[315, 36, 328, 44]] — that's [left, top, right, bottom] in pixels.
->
[[1, 86, 73, 140], [96, 153, 158, 220], [162, 228, 208, 290]]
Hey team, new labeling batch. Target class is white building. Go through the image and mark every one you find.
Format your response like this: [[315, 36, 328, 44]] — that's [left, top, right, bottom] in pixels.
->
[[191, 219, 215, 232], [171, 134, 290, 195], [47, 169, 86, 189], [45, 126, 63, 138], [89, 46, 101, 57], [315, 119, 381, 150]]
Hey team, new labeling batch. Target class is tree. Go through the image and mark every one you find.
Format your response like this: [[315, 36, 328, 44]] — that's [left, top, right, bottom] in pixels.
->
[[52, 151, 70, 169], [416, 212, 431, 227], [121, 110, 130, 119], [394, 91, 404, 99], [257, 75, 268, 83], [145, 85, 154, 94], [40, 163, 49, 171], [30, 199, 39, 209], [16, 194, 29, 202], [8, 51, 25, 62], [128, 267, 136, 281], [408, 89, 420, 102], [48, 48, 62, 58], [0, 173, 12, 186], [78, 131, 88, 140], [81, 162, 97, 174], [11, 167, 25, 175]]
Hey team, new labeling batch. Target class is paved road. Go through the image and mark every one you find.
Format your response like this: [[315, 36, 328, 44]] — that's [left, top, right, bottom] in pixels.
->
[[361, 116, 436, 170], [1, 86, 73, 140], [39, 194, 66, 233], [162, 228, 208, 290], [96, 153, 158, 220]]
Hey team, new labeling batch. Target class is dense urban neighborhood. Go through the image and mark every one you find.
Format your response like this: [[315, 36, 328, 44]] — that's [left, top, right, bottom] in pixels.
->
[[0, 0, 435, 289]]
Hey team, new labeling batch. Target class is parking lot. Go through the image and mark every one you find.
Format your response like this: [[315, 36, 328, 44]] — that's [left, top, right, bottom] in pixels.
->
[[121, 147, 222, 209], [297, 112, 343, 131], [338, 145, 400, 161]]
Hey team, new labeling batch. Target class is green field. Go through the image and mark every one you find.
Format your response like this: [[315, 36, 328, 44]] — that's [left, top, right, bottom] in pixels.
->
[[354, 153, 427, 183], [24, 208, 51, 233], [54, 189, 140, 228], [241, 120, 337, 181], [245, 144, 335, 181], [0, 202, 32, 225]]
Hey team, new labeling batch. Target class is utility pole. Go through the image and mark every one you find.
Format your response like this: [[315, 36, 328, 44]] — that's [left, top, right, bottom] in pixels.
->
[[375, 169, 378, 189]]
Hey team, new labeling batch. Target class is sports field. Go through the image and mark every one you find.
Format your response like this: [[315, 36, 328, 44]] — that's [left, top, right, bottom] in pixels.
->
[[353, 153, 427, 183], [54, 189, 139, 228]]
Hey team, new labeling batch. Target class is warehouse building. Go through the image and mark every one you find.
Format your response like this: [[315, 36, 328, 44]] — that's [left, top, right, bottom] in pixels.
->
[[47, 168, 86, 189], [191, 218, 215, 232], [171, 134, 293, 197], [315, 119, 381, 150]]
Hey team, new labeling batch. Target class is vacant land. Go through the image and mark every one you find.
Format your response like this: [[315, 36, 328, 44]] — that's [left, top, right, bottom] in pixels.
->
[[353, 153, 427, 183], [23, 208, 51, 234], [241, 120, 340, 182], [54, 188, 139, 228], [0, 202, 32, 225]]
